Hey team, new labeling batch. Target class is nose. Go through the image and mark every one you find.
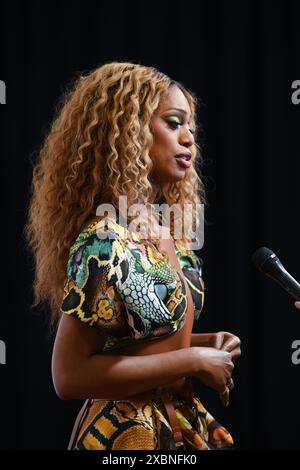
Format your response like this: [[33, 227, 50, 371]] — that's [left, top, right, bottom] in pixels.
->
[[179, 125, 194, 148]]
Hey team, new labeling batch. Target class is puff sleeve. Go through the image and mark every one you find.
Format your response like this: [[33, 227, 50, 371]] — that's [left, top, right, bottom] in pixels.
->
[[60, 223, 129, 335]]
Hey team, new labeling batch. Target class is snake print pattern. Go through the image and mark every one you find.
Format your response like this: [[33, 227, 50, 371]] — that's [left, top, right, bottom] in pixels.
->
[[61, 216, 234, 450], [61, 216, 204, 351]]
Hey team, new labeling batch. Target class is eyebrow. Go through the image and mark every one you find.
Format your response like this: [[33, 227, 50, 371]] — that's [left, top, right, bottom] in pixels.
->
[[164, 107, 189, 116]]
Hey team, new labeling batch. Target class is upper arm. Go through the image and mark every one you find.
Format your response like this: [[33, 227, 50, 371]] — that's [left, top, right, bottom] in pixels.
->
[[52, 223, 126, 396], [52, 313, 107, 374], [52, 313, 109, 398]]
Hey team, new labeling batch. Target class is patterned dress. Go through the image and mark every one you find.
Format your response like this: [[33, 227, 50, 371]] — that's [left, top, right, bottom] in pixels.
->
[[60, 216, 233, 450]]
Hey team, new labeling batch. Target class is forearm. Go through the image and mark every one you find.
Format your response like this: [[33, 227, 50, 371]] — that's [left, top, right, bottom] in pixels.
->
[[55, 347, 198, 401]]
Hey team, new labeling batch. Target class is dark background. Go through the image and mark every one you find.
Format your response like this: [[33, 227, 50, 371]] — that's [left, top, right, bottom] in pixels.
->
[[1, 0, 300, 450]]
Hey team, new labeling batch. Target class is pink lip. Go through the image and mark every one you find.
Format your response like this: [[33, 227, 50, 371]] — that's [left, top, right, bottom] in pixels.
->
[[175, 153, 192, 168]]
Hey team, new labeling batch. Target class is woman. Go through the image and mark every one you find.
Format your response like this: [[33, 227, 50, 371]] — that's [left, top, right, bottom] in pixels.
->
[[25, 62, 241, 450]]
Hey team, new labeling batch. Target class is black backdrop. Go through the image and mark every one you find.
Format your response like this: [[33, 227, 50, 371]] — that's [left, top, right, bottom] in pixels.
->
[[1, 0, 300, 450]]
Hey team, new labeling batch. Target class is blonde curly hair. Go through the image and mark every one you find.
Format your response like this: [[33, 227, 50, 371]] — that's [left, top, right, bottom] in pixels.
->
[[25, 61, 206, 327]]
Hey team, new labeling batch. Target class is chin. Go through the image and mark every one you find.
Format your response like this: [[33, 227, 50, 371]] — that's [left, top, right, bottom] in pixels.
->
[[151, 168, 187, 186], [168, 170, 187, 183]]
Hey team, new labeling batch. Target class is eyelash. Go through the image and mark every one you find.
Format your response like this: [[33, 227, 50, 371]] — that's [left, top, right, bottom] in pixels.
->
[[166, 120, 195, 135]]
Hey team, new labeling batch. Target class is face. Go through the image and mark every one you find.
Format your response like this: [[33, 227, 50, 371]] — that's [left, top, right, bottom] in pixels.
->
[[149, 85, 195, 187]]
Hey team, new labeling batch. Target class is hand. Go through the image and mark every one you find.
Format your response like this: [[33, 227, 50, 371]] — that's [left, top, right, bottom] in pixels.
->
[[192, 347, 234, 406], [295, 301, 300, 309], [211, 332, 241, 406], [210, 331, 241, 362]]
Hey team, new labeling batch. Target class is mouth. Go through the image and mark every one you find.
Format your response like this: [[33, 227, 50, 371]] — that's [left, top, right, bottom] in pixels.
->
[[174, 153, 192, 169]]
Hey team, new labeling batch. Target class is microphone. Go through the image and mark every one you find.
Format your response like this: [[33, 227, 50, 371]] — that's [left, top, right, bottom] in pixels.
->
[[252, 247, 300, 300]]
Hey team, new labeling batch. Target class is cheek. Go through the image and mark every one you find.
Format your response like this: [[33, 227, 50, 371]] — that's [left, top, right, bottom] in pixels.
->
[[152, 128, 174, 155]]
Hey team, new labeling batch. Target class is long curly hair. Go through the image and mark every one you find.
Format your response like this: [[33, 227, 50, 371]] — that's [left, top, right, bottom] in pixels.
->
[[25, 61, 206, 328]]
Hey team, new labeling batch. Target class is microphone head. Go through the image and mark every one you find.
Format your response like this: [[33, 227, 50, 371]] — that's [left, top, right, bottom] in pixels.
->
[[252, 246, 300, 300], [251, 246, 276, 271]]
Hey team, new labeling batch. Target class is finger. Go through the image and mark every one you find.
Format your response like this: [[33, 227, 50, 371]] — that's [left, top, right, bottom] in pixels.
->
[[295, 301, 300, 310], [221, 337, 241, 352], [219, 387, 230, 406], [226, 357, 235, 372], [230, 346, 242, 362], [228, 378, 234, 391], [215, 332, 224, 350]]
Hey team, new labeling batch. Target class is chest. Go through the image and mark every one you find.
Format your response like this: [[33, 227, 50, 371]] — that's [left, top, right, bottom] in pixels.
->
[[158, 238, 195, 338]]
